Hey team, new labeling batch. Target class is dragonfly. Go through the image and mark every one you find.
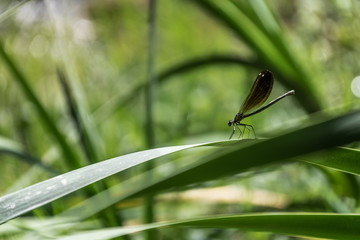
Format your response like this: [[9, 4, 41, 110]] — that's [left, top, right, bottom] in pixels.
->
[[228, 70, 295, 139]]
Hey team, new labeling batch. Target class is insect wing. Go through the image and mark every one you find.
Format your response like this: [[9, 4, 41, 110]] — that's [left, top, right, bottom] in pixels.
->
[[239, 70, 274, 114]]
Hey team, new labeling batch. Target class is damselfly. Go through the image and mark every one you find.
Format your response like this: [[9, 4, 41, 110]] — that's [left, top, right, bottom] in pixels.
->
[[228, 70, 295, 139]]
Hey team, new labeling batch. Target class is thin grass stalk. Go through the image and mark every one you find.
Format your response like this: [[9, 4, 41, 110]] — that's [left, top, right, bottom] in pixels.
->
[[57, 68, 130, 228], [56, 68, 97, 165], [0, 40, 80, 169], [145, 1, 157, 148], [144, 0, 158, 239]]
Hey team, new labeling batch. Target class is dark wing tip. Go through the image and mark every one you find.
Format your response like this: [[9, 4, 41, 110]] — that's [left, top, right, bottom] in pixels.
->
[[259, 70, 273, 79]]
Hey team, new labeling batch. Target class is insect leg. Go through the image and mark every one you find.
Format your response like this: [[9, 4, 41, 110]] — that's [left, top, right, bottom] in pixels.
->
[[235, 123, 243, 139], [229, 125, 236, 140], [244, 125, 251, 138], [238, 123, 250, 138], [238, 123, 255, 138], [246, 124, 256, 138]]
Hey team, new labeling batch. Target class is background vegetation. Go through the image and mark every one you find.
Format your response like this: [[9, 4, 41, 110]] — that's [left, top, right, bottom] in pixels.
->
[[0, 0, 360, 239]]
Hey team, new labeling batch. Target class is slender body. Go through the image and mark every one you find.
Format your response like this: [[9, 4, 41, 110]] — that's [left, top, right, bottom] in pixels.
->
[[228, 70, 295, 139]]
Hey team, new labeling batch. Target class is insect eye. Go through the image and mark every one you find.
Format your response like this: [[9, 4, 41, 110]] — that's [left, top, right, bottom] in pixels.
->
[[228, 120, 232, 127]]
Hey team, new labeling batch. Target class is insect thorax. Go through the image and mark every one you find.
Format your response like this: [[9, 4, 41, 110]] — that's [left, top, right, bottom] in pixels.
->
[[234, 113, 244, 123]]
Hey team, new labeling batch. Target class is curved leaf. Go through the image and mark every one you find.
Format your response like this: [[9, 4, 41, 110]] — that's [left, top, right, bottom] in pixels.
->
[[0, 143, 203, 224], [63, 111, 360, 220], [56, 213, 360, 240], [1, 110, 360, 224], [304, 147, 360, 176], [0, 136, 57, 175], [192, 0, 321, 113]]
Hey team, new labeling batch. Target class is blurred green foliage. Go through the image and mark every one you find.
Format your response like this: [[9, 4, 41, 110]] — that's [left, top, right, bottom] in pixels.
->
[[0, 0, 359, 151], [0, 0, 360, 239]]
